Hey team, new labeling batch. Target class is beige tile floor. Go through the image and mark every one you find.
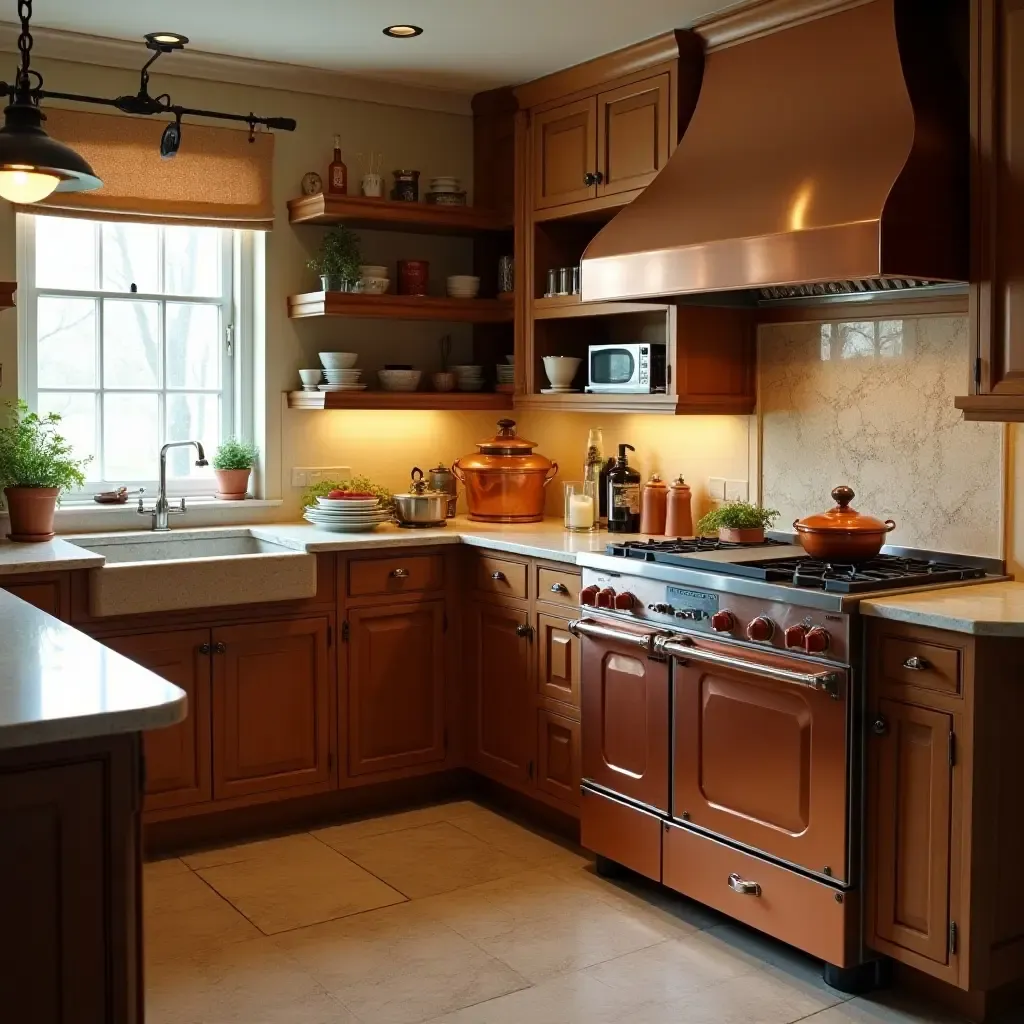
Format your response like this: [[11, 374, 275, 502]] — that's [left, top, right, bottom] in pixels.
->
[[145, 800, 977, 1024]]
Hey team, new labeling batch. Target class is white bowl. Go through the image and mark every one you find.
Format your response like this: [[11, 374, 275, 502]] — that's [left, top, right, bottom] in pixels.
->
[[378, 369, 422, 392], [360, 265, 388, 278], [319, 351, 358, 369], [450, 364, 482, 375], [299, 368, 322, 386], [505, 354, 515, 364], [446, 275, 480, 299], [543, 355, 581, 388], [360, 276, 389, 295]]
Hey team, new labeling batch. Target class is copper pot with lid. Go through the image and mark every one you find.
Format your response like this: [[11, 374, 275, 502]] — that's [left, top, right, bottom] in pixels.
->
[[452, 419, 558, 523], [793, 486, 896, 561]]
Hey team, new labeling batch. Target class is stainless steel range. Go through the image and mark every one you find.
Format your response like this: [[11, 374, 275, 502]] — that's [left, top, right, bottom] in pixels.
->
[[570, 537, 997, 991]]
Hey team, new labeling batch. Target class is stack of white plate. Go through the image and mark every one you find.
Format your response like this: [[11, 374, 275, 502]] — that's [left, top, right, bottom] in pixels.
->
[[320, 368, 366, 392], [430, 176, 463, 194], [452, 364, 484, 392], [496, 362, 514, 385], [303, 496, 392, 532]]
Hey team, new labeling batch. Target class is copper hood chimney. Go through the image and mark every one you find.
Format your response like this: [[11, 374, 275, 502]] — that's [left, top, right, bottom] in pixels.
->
[[581, 0, 967, 303]]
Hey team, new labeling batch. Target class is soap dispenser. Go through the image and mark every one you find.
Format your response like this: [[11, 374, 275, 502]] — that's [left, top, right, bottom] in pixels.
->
[[607, 444, 641, 533]]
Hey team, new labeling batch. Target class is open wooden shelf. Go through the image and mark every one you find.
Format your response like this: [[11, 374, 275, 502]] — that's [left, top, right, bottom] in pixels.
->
[[533, 294, 669, 319], [0, 282, 14, 311], [514, 393, 682, 414], [288, 291, 515, 323], [287, 193, 512, 234], [288, 390, 513, 411]]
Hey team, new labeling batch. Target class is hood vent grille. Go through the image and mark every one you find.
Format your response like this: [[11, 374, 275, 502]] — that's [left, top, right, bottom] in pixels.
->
[[756, 280, 968, 307]]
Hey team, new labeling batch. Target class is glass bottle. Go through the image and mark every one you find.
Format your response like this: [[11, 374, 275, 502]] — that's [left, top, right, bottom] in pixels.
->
[[584, 428, 604, 525], [328, 135, 348, 195]]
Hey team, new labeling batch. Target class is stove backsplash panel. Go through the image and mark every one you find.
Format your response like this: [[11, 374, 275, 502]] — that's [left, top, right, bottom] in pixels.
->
[[759, 315, 1002, 557]]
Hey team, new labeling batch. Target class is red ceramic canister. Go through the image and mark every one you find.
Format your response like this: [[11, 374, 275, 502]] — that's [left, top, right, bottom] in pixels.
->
[[398, 259, 429, 296]]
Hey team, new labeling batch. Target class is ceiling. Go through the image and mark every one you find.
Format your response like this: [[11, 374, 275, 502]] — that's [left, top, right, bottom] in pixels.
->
[[14, 0, 739, 94]]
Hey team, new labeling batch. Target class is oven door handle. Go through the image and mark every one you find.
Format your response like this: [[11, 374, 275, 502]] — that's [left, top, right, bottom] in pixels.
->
[[657, 637, 841, 699], [568, 618, 662, 652]]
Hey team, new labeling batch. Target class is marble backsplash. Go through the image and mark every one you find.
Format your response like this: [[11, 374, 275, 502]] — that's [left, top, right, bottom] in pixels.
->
[[759, 315, 1003, 557]]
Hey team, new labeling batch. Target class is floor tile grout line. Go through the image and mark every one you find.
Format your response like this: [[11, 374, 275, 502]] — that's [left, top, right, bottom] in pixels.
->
[[187, 867, 269, 935]]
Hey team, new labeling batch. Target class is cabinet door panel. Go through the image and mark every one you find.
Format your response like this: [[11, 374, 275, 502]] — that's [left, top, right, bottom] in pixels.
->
[[469, 601, 533, 786], [870, 699, 953, 966], [348, 601, 446, 775], [104, 628, 212, 811], [537, 612, 580, 707], [597, 74, 671, 196], [2, 576, 68, 619], [537, 708, 580, 806], [532, 98, 597, 210], [212, 618, 332, 800]]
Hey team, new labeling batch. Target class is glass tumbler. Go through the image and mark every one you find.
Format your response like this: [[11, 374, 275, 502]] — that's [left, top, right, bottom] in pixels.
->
[[564, 480, 598, 532]]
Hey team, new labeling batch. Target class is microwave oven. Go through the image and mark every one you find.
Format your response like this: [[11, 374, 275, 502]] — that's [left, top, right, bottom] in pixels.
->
[[587, 343, 667, 393]]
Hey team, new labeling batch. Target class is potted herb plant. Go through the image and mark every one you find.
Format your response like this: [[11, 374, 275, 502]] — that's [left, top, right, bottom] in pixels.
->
[[212, 438, 259, 500], [307, 225, 362, 292], [0, 401, 90, 542], [696, 501, 780, 544]]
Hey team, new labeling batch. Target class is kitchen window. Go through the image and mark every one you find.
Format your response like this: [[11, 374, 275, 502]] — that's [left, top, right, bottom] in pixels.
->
[[17, 213, 256, 498]]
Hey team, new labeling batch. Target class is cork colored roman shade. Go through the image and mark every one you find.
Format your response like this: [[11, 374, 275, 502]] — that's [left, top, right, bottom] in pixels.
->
[[24, 107, 275, 229]]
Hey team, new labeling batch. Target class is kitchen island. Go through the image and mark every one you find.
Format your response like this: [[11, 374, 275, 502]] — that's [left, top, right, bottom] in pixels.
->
[[0, 587, 186, 1024]]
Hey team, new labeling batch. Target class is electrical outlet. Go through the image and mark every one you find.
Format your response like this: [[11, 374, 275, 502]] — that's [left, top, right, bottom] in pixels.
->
[[291, 466, 351, 488], [709, 477, 726, 501], [725, 479, 749, 502]]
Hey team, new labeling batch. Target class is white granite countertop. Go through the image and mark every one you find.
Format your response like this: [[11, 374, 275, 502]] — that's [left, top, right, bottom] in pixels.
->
[[0, 589, 186, 750], [0, 536, 105, 576], [861, 580, 1024, 636]]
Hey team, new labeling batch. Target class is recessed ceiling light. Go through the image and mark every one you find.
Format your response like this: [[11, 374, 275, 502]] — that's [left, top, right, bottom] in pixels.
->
[[144, 32, 189, 50], [383, 25, 423, 38]]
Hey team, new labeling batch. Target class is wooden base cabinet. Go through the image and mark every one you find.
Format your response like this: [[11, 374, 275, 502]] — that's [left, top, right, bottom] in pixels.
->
[[536, 709, 580, 806]]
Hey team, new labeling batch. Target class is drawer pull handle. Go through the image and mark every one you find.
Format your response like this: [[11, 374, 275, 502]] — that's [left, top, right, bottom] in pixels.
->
[[903, 655, 930, 671], [550, 582, 570, 595], [389, 568, 410, 579], [491, 571, 507, 581], [728, 873, 761, 897]]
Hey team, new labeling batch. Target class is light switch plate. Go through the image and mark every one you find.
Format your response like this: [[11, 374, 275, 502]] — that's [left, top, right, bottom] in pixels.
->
[[725, 479, 749, 502], [709, 477, 726, 501], [291, 466, 352, 488]]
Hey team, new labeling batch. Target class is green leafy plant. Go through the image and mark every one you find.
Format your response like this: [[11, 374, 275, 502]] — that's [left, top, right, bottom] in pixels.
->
[[0, 401, 90, 498], [212, 437, 259, 471], [306, 226, 362, 288], [302, 475, 393, 511], [697, 501, 780, 535]]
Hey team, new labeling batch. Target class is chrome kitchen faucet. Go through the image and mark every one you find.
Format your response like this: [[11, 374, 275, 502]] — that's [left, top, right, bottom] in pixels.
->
[[138, 441, 208, 531]]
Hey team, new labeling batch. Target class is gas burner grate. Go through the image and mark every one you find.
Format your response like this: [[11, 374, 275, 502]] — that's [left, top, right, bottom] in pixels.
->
[[606, 536, 787, 565], [731, 554, 986, 593]]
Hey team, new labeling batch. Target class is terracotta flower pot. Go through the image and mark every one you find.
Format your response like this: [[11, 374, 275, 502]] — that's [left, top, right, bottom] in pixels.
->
[[214, 468, 251, 501], [719, 526, 765, 544], [4, 486, 59, 542]]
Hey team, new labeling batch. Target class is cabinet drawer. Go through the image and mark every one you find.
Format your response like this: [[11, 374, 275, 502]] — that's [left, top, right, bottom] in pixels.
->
[[580, 786, 662, 883], [663, 823, 855, 967], [880, 635, 961, 696], [349, 555, 443, 598], [474, 554, 528, 600], [536, 566, 580, 609]]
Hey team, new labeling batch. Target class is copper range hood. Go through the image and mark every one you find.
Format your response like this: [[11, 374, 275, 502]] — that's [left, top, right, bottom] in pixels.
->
[[581, 0, 968, 304]]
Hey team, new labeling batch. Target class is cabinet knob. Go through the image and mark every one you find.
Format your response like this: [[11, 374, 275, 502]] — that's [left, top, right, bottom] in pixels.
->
[[199, 642, 212, 655], [213, 642, 227, 655], [491, 570, 506, 581], [550, 582, 569, 595], [515, 623, 533, 639], [389, 568, 410, 579], [583, 171, 604, 186], [902, 655, 930, 671], [872, 716, 889, 736]]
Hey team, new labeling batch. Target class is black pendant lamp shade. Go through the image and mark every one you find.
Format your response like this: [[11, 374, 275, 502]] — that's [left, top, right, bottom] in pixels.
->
[[0, 100, 102, 192]]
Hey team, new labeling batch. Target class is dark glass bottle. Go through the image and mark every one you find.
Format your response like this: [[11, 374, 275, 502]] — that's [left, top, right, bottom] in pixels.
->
[[607, 443, 641, 533], [598, 455, 616, 524]]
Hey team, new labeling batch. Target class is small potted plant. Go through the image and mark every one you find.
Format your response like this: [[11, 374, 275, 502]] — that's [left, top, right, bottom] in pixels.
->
[[0, 401, 90, 542], [212, 437, 259, 500], [697, 501, 780, 544], [307, 225, 362, 292]]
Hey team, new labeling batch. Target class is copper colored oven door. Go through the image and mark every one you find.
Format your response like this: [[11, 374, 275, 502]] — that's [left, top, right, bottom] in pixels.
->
[[580, 625, 669, 813], [672, 638, 849, 881]]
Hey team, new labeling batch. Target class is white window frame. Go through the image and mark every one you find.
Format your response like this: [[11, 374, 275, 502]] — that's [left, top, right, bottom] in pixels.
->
[[16, 214, 257, 501]]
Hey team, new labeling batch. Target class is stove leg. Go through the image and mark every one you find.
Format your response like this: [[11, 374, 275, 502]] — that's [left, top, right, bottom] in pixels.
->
[[594, 854, 626, 879], [823, 957, 891, 995]]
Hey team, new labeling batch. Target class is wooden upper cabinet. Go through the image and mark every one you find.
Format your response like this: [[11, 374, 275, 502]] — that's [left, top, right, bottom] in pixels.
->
[[104, 628, 212, 812], [868, 698, 954, 971], [596, 74, 671, 197], [211, 617, 332, 800], [346, 601, 446, 776], [532, 98, 598, 210]]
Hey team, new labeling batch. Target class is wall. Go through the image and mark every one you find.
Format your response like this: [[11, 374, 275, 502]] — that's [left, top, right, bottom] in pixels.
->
[[759, 315, 1004, 558]]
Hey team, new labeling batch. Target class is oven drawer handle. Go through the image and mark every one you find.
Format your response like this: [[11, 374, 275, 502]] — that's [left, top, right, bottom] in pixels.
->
[[657, 637, 841, 699], [728, 873, 762, 897], [568, 618, 661, 652]]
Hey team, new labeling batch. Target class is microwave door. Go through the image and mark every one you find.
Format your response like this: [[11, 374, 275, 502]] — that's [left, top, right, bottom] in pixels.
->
[[592, 348, 636, 385]]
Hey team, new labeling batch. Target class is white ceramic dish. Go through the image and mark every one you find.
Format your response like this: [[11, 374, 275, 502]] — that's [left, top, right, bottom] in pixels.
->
[[360, 276, 389, 295], [543, 355, 581, 388], [446, 275, 480, 299], [360, 265, 388, 278], [322, 370, 363, 380], [302, 517, 388, 533], [299, 368, 322, 386], [319, 384, 368, 391], [540, 387, 581, 394], [319, 351, 358, 369], [378, 369, 422, 392], [316, 497, 380, 509]]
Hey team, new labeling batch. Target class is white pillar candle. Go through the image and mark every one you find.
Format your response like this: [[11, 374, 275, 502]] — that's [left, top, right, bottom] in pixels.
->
[[568, 493, 595, 529]]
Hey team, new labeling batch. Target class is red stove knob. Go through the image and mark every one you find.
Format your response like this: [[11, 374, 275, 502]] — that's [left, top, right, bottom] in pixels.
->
[[596, 588, 616, 609], [710, 611, 734, 633], [804, 626, 831, 654], [746, 616, 775, 643], [784, 624, 808, 650], [614, 591, 637, 611], [580, 585, 599, 606]]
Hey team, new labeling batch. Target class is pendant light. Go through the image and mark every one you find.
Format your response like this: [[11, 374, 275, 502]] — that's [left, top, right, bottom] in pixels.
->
[[0, 0, 102, 203]]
